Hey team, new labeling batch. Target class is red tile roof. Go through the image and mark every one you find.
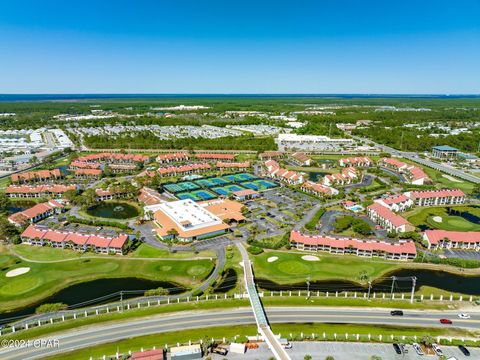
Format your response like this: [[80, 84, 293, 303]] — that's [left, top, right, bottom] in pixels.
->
[[424, 230, 480, 245], [11, 169, 62, 182], [290, 231, 416, 255], [21, 225, 128, 249], [6, 184, 76, 195], [216, 161, 250, 168], [367, 203, 411, 227], [408, 189, 466, 199], [195, 153, 235, 160], [75, 168, 102, 176]]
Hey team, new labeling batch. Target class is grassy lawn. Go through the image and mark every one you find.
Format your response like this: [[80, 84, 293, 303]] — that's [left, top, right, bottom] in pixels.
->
[[12, 243, 216, 261], [252, 251, 399, 284], [0, 252, 214, 312], [46, 322, 478, 360], [406, 206, 480, 231], [0, 176, 11, 190], [423, 167, 475, 194]]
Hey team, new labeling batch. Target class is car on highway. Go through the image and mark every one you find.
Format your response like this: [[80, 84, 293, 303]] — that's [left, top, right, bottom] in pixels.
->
[[390, 310, 404, 316], [212, 347, 228, 356], [440, 318, 452, 324], [392, 343, 402, 354], [432, 343, 443, 356], [458, 345, 470, 356], [412, 342, 424, 355], [458, 313, 471, 319]]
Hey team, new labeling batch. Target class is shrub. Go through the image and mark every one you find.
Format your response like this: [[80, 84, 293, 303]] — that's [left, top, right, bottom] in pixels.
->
[[144, 287, 169, 296], [247, 246, 264, 255], [35, 303, 68, 314]]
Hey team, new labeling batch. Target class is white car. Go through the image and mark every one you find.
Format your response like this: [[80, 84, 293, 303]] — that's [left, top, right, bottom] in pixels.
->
[[432, 343, 443, 356], [412, 343, 424, 356], [458, 313, 471, 319]]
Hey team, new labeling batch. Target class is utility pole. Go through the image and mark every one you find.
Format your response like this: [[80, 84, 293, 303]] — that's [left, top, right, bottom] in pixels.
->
[[367, 281, 372, 299], [390, 276, 396, 299], [306, 276, 311, 299], [410, 277, 417, 304], [120, 291, 124, 312]]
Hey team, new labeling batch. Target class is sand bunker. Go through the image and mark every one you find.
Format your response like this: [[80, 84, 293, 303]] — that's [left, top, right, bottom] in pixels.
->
[[267, 256, 279, 263], [6, 267, 30, 278], [302, 255, 320, 261], [432, 216, 443, 223]]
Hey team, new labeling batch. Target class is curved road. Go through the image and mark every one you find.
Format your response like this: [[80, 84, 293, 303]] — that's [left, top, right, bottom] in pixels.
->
[[2, 307, 480, 360]]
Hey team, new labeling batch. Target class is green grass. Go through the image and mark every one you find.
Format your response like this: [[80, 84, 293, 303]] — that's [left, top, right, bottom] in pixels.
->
[[46, 322, 478, 360], [423, 167, 475, 194], [0, 251, 214, 312], [406, 206, 480, 231], [252, 251, 399, 284], [12, 243, 216, 261]]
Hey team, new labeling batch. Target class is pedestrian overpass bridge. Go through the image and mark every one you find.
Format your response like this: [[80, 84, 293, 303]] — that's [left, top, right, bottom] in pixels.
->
[[237, 243, 291, 360]]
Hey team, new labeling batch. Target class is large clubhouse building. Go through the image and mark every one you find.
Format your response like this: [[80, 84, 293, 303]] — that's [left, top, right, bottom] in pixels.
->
[[153, 198, 244, 242]]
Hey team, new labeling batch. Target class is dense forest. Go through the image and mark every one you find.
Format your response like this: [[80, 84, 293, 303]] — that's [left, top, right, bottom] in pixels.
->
[[83, 133, 276, 151]]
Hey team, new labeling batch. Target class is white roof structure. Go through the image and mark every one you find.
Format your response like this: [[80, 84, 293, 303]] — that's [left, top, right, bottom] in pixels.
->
[[157, 199, 222, 231]]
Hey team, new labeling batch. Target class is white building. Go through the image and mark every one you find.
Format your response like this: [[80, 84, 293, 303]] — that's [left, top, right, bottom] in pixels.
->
[[276, 134, 354, 151]]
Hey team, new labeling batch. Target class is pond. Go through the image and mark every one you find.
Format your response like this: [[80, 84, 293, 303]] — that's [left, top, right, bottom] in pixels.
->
[[256, 268, 480, 296], [86, 202, 139, 219], [6, 200, 37, 214], [305, 171, 329, 182], [213, 268, 238, 293], [0, 277, 185, 322]]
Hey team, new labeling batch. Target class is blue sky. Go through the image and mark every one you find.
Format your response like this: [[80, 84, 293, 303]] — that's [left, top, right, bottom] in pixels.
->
[[0, 0, 479, 94]]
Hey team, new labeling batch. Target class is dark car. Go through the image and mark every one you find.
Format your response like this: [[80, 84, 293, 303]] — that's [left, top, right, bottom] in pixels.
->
[[390, 310, 404, 316], [392, 343, 402, 354], [459, 345, 470, 356], [440, 318, 452, 324]]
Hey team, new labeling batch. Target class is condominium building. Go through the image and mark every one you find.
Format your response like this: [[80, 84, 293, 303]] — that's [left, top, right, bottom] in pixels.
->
[[367, 203, 415, 233], [423, 230, 480, 250], [404, 189, 466, 206], [290, 231, 416, 261]]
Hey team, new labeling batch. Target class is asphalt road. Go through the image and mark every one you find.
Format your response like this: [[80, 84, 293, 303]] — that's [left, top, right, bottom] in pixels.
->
[[2, 307, 480, 360]]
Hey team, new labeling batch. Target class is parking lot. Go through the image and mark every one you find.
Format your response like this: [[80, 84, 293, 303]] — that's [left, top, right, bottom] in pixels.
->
[[242, 187, 319, 239], [444, 248, 480, 260], [211, 341, 479, 359]]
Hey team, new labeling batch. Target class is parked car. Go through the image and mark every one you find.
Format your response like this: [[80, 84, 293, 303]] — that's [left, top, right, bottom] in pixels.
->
[[412, 342, 424, 355], [392, 343, 402, 354], [390, 310, 404, 316], [458, 345, 470, 356], [212, 347, 228, 356], [440, 318, 453, 324], [432, 343, 443, 356], [458, 313, 471, 319], [400, 343, 408, 353]]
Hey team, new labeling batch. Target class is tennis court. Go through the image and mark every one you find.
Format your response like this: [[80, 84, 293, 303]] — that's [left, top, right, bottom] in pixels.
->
[[211, 184, 246, 196], [163, 181, 200, 193], [176, 189, 217, 201], [242, 179, 278, 191], [224, 172, 258, 183]]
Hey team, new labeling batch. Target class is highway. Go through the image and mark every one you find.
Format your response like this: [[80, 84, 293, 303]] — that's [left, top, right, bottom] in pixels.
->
[[2, 307, 480, 360]]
